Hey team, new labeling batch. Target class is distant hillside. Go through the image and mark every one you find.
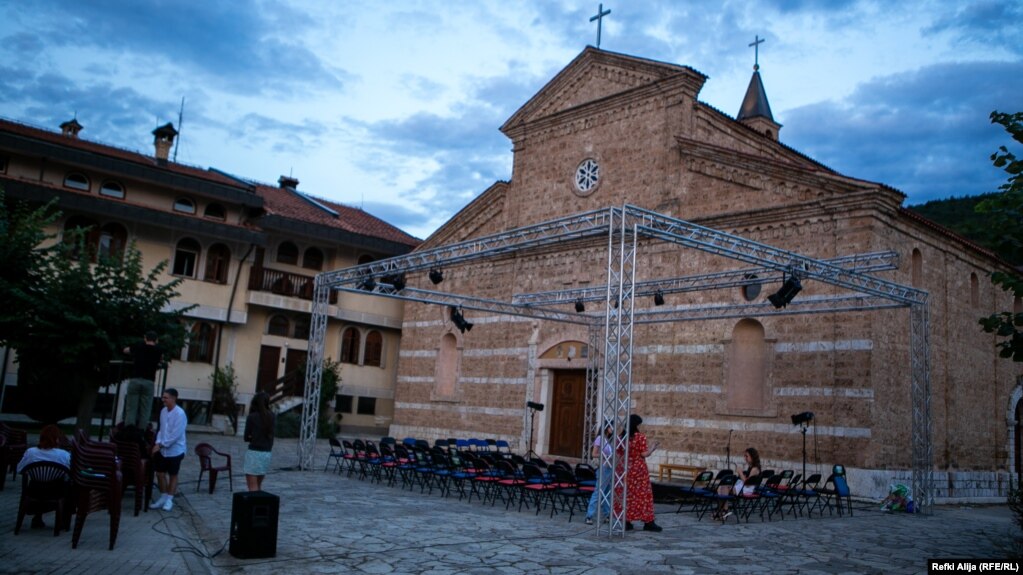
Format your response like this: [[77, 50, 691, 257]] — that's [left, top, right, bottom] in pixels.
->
[[907, 193, 1020, 265]]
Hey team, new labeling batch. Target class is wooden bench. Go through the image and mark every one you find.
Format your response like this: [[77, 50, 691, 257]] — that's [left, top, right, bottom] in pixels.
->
[[657, 464, 705, 483]]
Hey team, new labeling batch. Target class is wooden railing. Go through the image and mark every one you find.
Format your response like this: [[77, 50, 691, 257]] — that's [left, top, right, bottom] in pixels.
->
[[248, 266, 337, 303], [269, 369, 304, 407]]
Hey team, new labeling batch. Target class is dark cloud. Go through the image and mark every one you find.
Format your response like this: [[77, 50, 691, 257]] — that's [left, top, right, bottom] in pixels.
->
[[8, 0, 346, 97], [925, 1, 1023, 55], [783, 61, 1023, 204], [0, 65, 179, 152]]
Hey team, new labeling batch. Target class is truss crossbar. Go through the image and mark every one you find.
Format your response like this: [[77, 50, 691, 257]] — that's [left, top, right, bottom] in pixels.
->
[[299, 280, 331, 469], [633, 295, 906, 324], [513, 251, 899, 306], [316, 208, 617, 287], [624, 206, 926, 306], [333, 286, 595, 325]]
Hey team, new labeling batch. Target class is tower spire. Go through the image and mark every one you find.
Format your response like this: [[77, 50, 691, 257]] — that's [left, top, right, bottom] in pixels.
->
[[737, 35, 782, 140]]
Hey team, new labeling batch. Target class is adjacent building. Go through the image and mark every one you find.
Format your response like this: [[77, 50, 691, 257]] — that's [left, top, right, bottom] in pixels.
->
[[0, 116, 420, 435]]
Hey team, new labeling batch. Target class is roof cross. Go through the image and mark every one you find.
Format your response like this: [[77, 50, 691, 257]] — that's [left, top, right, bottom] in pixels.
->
[[749, 35, 765, 70], [590, 3, 611, 49]]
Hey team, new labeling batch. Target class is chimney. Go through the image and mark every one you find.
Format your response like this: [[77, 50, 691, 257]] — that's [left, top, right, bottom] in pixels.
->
[[278, 175, 299, 189], [151, 122, 178, 164], [60, 118, 83, 138]]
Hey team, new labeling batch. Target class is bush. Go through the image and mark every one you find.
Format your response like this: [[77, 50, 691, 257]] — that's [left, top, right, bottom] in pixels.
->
[[210, 364, 240, 434], [275, 411, 301, 438]]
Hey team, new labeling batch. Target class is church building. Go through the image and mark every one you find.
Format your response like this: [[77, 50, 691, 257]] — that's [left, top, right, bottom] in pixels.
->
[[386, 47, 1023, 502]]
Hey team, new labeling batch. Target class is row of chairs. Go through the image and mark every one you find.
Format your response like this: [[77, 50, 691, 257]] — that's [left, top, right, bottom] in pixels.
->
[[676, 464, 852, 523], [325, 437, 597, 521]]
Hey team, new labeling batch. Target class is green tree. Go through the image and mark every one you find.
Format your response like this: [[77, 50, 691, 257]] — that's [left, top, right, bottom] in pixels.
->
[[2, 192, 190, 429], [0, 189, 59, 346], [977, 111, 1023, 361]]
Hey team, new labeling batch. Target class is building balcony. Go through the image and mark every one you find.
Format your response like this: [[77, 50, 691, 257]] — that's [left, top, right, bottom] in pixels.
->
[[248, 266, 337, 304]]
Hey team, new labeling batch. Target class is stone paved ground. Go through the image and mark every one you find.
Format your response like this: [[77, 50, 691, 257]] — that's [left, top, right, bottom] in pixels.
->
[[1, 431, 1018, 574]]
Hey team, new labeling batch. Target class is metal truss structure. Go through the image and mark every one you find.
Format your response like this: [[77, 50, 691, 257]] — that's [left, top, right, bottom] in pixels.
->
[[300, 204, 933, 531]]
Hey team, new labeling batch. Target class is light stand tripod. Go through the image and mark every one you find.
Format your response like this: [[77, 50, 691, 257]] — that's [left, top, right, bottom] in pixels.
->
[[725, 429, 733, 470], [525, 401, 544, 460], [799, 421, 809, 482]]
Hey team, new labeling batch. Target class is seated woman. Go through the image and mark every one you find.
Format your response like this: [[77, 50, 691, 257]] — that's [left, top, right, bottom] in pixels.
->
[[715, 447, 761, 520], [17, 425, 71, 529]]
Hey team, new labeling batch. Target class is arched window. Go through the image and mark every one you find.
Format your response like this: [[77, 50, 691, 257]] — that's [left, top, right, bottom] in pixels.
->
[[340, 327, 361, 364], [173, 238, 201, 277], [357, 254, 375, 265], [99, 180, 125, 199], [204, 203, 226, 221], [293, 317, 310, 340], [267, 315, 290, 337], [434, 333, 459, 398], [62, 215, 99, 260], [364, 330, 383, 367], [63, 172, 90, 191], [911, 249, 923, 287], [173, 197, 196, 214], [302, 247, 324, 270], [277, 241, 299, 265], [97, 222, 127, 260], [186, 322, 217, 363], [204, 243, 231, 284], [725, 318, 767, 412], [971, 272, 980, 307]]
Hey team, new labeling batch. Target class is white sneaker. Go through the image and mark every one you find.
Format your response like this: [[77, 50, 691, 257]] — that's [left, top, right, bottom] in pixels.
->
[[149, 494, 167, 509], [162, 497, 174, 511]]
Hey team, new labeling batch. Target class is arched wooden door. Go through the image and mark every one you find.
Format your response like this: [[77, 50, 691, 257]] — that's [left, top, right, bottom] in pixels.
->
[[549, 369, 586, 457]]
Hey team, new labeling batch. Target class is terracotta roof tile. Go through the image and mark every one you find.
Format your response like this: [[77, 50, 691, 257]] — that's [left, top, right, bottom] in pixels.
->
[[255, 184, 420, 248], [0, 117, 249, 189]]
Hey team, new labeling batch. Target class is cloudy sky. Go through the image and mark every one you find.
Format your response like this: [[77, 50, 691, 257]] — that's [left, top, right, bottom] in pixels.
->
[[2, 1, 1020, 239]]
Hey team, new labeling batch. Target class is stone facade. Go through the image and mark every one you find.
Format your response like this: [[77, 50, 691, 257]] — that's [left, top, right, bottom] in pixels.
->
[[389, 48, 1023, 501]]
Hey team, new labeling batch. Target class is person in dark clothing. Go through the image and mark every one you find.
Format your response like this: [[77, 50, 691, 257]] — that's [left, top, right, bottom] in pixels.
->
[[122, 330, 164, 428], [243, 392, 275, 491]]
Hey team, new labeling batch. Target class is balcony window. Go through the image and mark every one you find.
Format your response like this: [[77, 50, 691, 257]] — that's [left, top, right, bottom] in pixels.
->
[[97, 222, 127, 260], [204, 203, 226, 221], [364, 330, 383, 367], [186, 321, 217, 363], [63, 172, 90, 191], [173, 238, 201, 277], [204, 243, 231, 284], [302, 247, 324, 270], [357, 396, 377, 415], [268, 315, 290, 337], [340, 327, 360, 364], [277, 241, 298, 265], [99, 181, 125, 199], [173, 197, 196, 214]]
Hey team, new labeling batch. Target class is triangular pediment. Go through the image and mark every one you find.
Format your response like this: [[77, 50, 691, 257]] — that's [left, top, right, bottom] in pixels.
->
[[501, 47, 706, 134]]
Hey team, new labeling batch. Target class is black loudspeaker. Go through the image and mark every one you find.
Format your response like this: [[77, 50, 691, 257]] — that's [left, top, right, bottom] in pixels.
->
[[229, 490, 279, 559]]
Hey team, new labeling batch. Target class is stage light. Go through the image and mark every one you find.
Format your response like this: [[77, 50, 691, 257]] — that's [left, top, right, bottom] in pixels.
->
[[791, 411, 814, 425], [526, 401, 545, 411], [383, 273, 406, 291], [450, 306, 473, 333], [357, 277, 376, 291], [653, 290, 665, 306], [574, 299, 585, 313], [768, 275, 802, 308], [429, 268, 444, 285]]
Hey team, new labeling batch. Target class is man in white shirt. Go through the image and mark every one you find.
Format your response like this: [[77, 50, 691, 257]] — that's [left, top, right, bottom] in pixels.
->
[[150, 387, 187, 511]]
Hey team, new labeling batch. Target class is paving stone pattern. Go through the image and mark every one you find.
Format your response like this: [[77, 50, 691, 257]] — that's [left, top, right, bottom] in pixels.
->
[[0, 432, 1018, 574]]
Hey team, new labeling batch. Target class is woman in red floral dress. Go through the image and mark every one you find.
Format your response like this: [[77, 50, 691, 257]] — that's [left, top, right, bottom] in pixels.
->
[[614, 413, 662, 532]]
